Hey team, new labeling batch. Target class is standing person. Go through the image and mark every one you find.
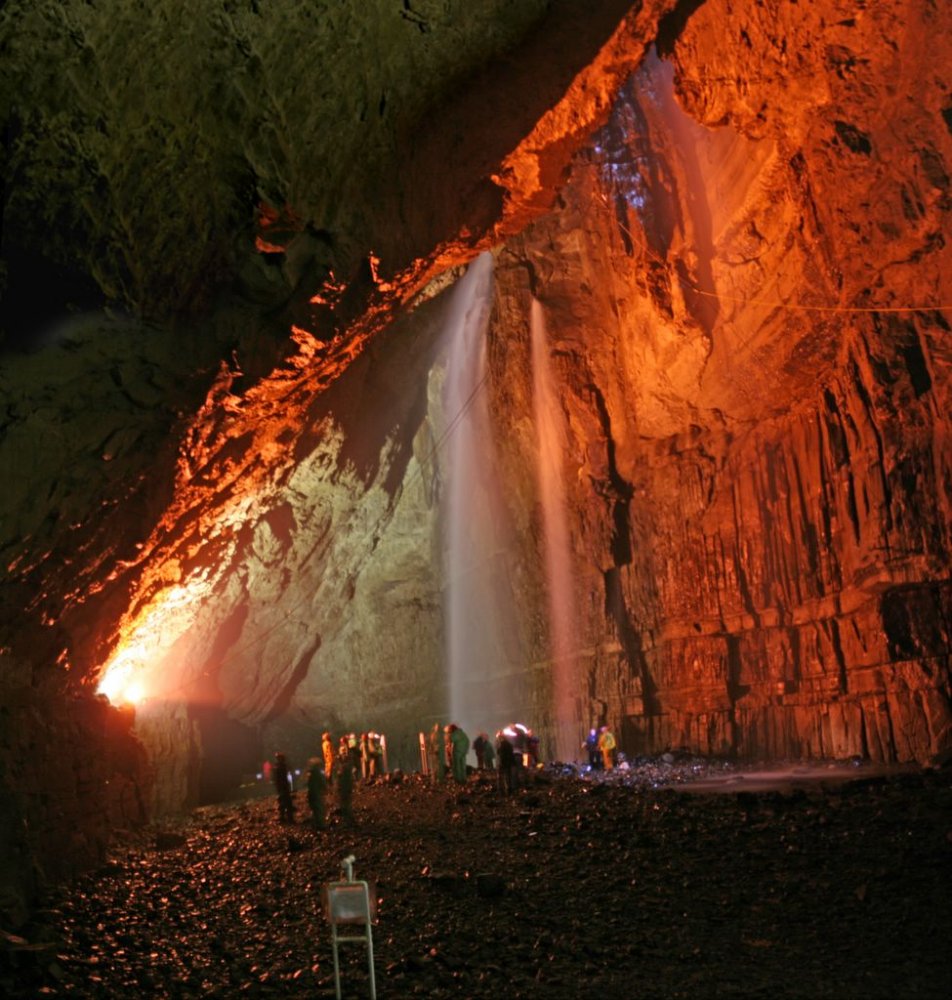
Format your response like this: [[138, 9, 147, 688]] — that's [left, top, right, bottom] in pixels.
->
[[322, 732, 335, 780], [584, 728, 600, 769], [598, 725, 617, 772], [526, 731, 540, 769], [306, 757, 328, 830], [449, 724, 470, 784], [483, 736, 496, 772], [428, 723, 445, 783], [473, 732, 487, 770], [272, 752, 295, 823], [335, 753, 355, 826], [346, 733, 360, 777], [359, 733, 370, 780], [443, 725, 454, 775], [496, 731, 515, 795], [367, 732, 382, 778]]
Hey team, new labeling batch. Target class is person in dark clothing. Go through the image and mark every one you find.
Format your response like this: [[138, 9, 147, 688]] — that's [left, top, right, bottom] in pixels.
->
[[272, 752, 295, 823], [306, 757, 327, 830], [496, 732, 515, 795], [584, 728, 601, 769], [473, 732, 487, 769], [429, 723, 446, 783], [449, 724, 470, 784], [335, 754, 355, 826], [483, 737, 496, 771]]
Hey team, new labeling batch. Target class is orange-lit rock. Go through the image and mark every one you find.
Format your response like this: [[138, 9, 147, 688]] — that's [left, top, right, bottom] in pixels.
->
[[1, 0, 950, 924], [482, 3, 952, 762]]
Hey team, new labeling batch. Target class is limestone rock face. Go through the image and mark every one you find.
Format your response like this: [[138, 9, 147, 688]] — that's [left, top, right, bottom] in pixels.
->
[[1, 0, 951, 924], [0, 0, 556, 320], [481, 2, 952, 762]]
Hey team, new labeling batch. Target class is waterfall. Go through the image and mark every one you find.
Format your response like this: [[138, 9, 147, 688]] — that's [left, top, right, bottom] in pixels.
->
[[441, 252, 518, 740], [530, 298, 577, 760]]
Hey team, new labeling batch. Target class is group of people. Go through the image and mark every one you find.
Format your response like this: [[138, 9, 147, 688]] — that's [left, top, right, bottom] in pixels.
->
[[424, 722, 546, 795], [321, 730, 385, 782], [583, 725, 618, 770], [269, 729, 388, 829], [427, 723, 472, 784], [271, 721, 622, 824]]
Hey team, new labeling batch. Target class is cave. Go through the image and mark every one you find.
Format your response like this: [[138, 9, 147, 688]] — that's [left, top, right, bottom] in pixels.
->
[[1, 0, 951, 990]]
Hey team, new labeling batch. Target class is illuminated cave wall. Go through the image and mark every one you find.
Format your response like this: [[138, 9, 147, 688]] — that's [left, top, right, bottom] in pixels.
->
[[0, 0, 671, 918], [249, 0, 951, 768], [488, 32, 952, 763], [128, 0, 952, 793], [1, 0, 951, 922]]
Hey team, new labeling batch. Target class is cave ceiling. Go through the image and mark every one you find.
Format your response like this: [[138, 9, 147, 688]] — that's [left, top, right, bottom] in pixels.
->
[[1, 0, 950, 776], [0, 0, 672, 671]]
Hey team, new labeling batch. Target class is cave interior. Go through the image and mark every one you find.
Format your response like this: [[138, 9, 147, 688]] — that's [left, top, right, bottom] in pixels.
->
[[1, 0, 950, 927]]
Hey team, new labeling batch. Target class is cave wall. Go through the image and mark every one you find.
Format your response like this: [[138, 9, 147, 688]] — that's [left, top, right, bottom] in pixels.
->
[[258, 0, 952, 773], [0, 0, 673, 794], [2, 0, 951, 926], [479, 1, 952, 762], [0, 659, 147, 927], [2, 0, 682, 925], [0, 0, 562, 321]]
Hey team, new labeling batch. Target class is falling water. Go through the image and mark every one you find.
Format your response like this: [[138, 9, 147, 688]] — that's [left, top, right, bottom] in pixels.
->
[[442, 252, 519, 739], [530, 299, 577, 760]]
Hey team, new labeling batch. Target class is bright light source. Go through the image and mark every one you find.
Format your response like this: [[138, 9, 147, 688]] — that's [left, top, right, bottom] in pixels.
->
[[97, 660, 145, 706], [96, 580, 209, 707], [123, 679, 147, 705]]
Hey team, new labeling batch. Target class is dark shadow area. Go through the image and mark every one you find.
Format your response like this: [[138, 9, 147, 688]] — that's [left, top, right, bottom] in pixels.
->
[[0, 243, 104, 353], [191, 705, 262, 805]]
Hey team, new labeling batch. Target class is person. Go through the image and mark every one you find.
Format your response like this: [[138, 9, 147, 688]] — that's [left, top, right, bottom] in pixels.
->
[[526, 731, 540, 768], [334, 752, 355, 826], [359, 732, 370, 779], [473, 732, 487, 769], [322, 731, 335, 780], [496, 731, 515, 794], [448, 723, 470, 783], [272, 751, 295, 823], [483, 735, 496, 771], [584, 728, 600, 769], [366, 732, 382, 778], [598, 725, 617, 772], [429, 723, 446, 783], [346, 732, 360, 777], [306, 756, 328, 829], [443, 725, 454, 775]]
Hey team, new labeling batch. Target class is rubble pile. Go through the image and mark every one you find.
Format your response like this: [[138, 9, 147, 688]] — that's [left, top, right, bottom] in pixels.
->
[[549, 749, 741, 787], [2, 761, 950, 998]]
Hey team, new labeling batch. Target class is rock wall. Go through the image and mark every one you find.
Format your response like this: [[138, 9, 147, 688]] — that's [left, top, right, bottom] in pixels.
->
[[480, 2, 952, 763], [1, 0, 951, 926], [0, 658, 148, 928]]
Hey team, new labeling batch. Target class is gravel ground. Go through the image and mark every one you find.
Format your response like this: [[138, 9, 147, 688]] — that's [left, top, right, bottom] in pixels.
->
[[4, 755, 951, 999]]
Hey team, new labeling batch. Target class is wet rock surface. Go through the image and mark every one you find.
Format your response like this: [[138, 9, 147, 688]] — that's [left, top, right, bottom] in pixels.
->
[[3, 758, 950, 999]]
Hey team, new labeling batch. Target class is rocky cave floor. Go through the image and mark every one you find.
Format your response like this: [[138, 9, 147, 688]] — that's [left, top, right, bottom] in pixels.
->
[[4, 754, 952, 999]]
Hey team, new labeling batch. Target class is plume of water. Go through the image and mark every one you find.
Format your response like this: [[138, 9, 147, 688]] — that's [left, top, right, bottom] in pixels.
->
[[530, 298, 578, 760], [441, 252, 520, 739]]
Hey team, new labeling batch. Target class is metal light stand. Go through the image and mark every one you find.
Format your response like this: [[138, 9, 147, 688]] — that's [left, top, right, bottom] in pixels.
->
[[323, 854, 377, 999]]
